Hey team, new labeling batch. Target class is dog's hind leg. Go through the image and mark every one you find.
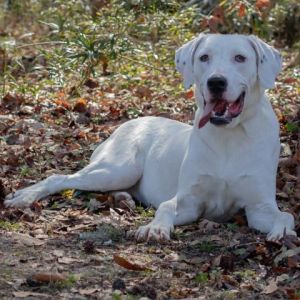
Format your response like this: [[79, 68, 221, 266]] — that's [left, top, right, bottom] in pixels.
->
[[5, 148, 143, 208], [5, 119, 146, 208]]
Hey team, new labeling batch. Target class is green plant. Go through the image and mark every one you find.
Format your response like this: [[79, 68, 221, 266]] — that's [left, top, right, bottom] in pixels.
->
[[0, 221, 21, 231], [136, 205, 155, 218], [195, 272, 209, 283], [20, 166, 31, 177], [226, 223, 240, 232], [54, 274, 77, 288], [285, 122, 299, 133], [196, 241, 219, 252]]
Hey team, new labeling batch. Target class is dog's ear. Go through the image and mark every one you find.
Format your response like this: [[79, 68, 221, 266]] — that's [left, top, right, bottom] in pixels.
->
[[248, 35, 282, 89], [175, 33, 205, 89]]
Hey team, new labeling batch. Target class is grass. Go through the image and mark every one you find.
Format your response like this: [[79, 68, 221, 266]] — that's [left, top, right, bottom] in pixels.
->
[[0, 221, 21, 231], [136, 205, 155, 218]]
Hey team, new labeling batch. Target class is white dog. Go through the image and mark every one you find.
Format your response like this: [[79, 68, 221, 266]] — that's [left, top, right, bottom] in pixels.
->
[[5, 34, 296, 241]]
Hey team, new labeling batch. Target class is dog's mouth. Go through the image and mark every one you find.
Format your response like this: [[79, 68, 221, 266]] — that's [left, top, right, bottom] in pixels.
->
[[198, 92, 245, 128]]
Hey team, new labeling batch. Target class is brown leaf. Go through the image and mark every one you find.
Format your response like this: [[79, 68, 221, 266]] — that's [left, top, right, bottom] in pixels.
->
[[134, 86, 152, 99], [255, 244, 268, 256], [198, 219, 220, 231], [255, 0, 271, 10], [262, 279, 278, 294], [6, 134, 30, 146], [1, 93, 24, 110], [283, 77, 297, 84], [84, 78, 99, 89], [287, 256, 300, 268], [113, 254, 149, 271], [208, 16, 221, 33], [11, 232, 45, 246], [73, 98, 88, 113], [232, 214, 247, 226], [238, 3, 246, 17], [54, 98, 71, 110], [285, 288, 300, 300], [13, 291, 49, 298], [58, 257, 81, 264], [79, 288, 99, 295], [219, 254, 235, 272], [27, 273, 66, 286]]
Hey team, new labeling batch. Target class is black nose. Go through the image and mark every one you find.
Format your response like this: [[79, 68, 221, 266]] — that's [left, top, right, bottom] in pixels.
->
[[207, 75, 228, 95]]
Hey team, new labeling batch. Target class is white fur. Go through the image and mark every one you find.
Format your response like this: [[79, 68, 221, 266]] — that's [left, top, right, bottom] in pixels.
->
[[5, 34, 295, 242]]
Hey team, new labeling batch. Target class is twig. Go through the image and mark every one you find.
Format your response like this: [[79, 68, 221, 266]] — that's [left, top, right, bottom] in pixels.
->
[[1, 48, 7, 96], [16, 41, 67, 49], [228, 241, 263, 249]]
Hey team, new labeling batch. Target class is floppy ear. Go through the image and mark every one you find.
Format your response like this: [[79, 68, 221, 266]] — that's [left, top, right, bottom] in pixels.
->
[[175, 33, 206, 89], [248, 35, 282, 89]]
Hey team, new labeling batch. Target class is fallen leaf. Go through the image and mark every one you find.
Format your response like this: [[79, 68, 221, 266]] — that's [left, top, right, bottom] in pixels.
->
[[53, 250, 64, 257], [79, 288, 99, 295], [262, 279, 278, 294], [73, 98, 88, 113], [13, 291, 49, 298], [274, 247, 300, 265], [58, 257, 81, 264], [84, 78, 99, 89], [255, 0, 271, 10], [11, 233, 45, 246], [198, 219, 220, 231], [27, 272, 66, 286], [238, 3, 246, 17], [1, 93, 24, 110], [113, 254, 149, 271]]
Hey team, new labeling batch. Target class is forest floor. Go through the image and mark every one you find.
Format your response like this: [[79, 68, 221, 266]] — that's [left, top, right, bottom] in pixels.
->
[[0, 3, 299, 299]]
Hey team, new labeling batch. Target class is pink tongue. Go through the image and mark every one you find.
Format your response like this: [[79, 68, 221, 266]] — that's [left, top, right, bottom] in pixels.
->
[[198, 102, 216, 128], [228, 101, 241, 116]]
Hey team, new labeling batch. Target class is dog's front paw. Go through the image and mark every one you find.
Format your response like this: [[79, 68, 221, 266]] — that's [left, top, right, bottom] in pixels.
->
[[4, 190, 37, 208], [266, 212, 296, 242], [135, 221, 173, 242], [266, 228, 297, 242]]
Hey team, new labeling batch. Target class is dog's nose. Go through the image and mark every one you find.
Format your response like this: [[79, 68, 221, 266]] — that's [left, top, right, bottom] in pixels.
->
[[207, 75, 227, 94]]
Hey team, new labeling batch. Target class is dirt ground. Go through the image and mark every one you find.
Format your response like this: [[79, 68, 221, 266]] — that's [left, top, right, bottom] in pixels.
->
[[0, 68, 299, 298], [0, 10, 299, 297]]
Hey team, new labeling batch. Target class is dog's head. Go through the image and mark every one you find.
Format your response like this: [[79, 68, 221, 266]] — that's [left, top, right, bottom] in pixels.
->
[[175, 34, 282, 128]]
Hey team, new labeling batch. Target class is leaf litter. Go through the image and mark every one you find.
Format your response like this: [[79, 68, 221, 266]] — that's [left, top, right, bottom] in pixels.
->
[[0, 8, 299, 300]]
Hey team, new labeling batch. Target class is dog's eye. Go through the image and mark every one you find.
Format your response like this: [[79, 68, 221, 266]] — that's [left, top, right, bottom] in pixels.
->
[[235, 55, 246, 63], [199, 54, 209, 62]]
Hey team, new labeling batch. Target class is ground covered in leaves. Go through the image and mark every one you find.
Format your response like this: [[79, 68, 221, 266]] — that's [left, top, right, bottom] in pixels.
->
[[0, 1, 300, 299]]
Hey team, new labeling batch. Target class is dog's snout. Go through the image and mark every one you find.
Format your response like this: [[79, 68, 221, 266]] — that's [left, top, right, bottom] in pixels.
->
[[207, 75, 228, 94]]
